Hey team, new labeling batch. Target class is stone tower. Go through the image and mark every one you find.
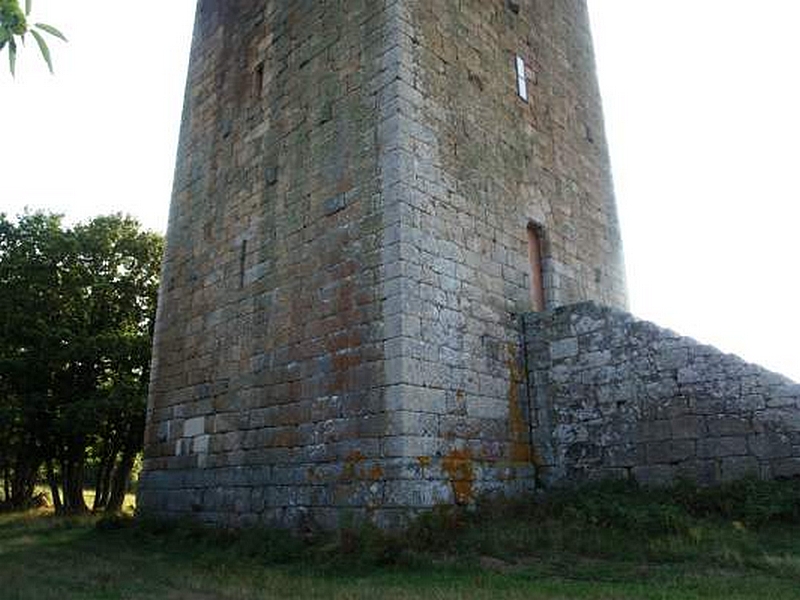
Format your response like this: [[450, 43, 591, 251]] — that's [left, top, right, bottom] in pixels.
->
[[139, 0, 627, 527]]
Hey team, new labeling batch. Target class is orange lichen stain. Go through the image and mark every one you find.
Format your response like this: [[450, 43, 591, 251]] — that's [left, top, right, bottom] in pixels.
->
[[339, 451, 384, 482], [346, 450, 365, 463], [367, 464, 384, 481], [506, 343, 532, 463], [323, 271, 366, 395], [341, 450, 365, 480], [442, 449, 475, 505], [509, 441, 531, 463]]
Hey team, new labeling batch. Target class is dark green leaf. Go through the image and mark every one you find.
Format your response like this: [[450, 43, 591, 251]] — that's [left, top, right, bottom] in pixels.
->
[[9, 37, 16, 77], [34, 23, 66, 42], [29, 28, 51, 73]]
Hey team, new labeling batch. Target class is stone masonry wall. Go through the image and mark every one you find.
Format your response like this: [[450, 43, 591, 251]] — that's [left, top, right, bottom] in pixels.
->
[[413, 0, 627, 311], [140, 0, 631, 528], [376, 0, 628, 503], [525, 303, 800, 486], [141, 0, 413, 529]]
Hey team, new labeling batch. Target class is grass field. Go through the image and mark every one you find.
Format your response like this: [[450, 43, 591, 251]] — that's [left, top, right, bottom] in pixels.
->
[[2, 480, 800, 599]]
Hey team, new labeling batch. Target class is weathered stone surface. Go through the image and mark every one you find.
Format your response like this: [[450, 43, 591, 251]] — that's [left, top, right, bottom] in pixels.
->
[[183, 416, 206, 438], [142, 0, 799, 527], [140, 0, 626, 527], [526, 303, 800, 487]]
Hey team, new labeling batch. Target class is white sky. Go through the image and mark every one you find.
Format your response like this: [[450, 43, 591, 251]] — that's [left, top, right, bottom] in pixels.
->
[[1, 1, 797, 382]]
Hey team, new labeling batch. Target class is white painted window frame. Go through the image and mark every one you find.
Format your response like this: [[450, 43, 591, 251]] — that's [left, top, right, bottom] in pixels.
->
[[515, 55, 528, 102]]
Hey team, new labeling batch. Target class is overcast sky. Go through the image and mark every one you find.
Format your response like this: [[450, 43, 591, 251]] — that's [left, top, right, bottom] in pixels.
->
[[1, 1, 798, 382]]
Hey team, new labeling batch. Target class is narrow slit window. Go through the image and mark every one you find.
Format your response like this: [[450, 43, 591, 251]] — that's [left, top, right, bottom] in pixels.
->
[[527, 223, 545, 312], [515, 55, 528, 102], [253, 62, 265, 98], [239, 240, 248, 289]]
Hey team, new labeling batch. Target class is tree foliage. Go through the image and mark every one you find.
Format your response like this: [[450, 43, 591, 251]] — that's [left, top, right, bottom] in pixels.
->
[[0, 212, 163, 513], [0, 0, 66, 76]]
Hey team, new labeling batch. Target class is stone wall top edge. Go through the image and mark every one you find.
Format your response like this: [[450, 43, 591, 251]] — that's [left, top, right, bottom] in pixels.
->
[[523, 303, 798, 385]]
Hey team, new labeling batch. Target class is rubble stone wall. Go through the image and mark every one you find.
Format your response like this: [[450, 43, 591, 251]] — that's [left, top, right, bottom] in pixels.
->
[[525, 303, 800, 486]]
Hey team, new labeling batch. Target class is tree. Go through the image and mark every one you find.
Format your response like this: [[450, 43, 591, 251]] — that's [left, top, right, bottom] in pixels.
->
[[0, 0, 66, 76], [0, 213, 163, 513], [0, 212, 68, 509], [64, 216, 163, 513]]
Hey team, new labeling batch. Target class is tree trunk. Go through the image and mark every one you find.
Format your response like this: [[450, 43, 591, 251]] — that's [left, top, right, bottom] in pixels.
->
[[106, 449, 136, 513], [2, 467, 9, 505], [46, 461, 63, 514], [92, 452, 114, 512], [62, 459, 88, 514], [10, 460, 37, 509], [92, 458, 105, 511]]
